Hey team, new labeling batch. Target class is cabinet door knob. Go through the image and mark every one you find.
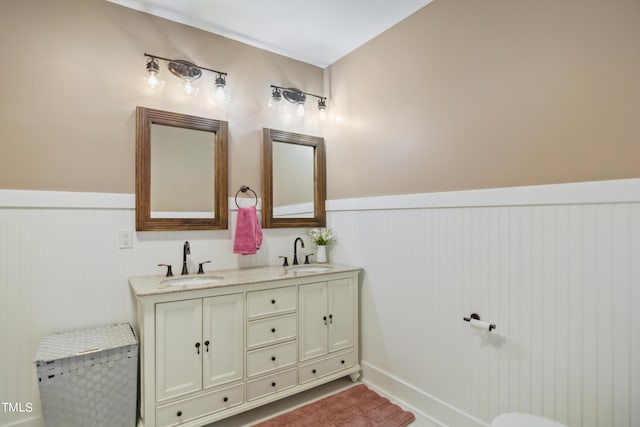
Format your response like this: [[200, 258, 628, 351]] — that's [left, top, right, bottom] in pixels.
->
[[271, 299, 276, 304], [329, 314, 333, 324], [341, 360, 345, 364], [177, 411, 182, 417], [223, 397, 228, 402], [271, 327, 276, 333], [271, 356, 276, 361], [204, 340, 210, 352], [323, 316, 327, 325], [195, 342, 201, 354]]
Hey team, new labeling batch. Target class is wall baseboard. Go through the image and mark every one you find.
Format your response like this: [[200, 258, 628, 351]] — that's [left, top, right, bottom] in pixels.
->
[[361, 361, 488, 427]]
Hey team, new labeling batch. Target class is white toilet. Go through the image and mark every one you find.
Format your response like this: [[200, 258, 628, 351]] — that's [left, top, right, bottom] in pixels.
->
[[491, 412, 569, 427]]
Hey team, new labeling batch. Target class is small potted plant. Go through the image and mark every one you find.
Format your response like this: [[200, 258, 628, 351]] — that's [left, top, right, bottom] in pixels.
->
[[308, 228, 335, 263]]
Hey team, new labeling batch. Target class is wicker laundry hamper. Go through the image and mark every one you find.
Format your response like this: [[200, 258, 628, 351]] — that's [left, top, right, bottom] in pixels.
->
[[34, 323, 138, 427]]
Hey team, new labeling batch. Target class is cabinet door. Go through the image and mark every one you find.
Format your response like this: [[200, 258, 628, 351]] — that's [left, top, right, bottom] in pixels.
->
[[202, 293, 244, 389], [328, 278, 355, 352], [299, 282, 328, 361], [156, 299, 203, 402]]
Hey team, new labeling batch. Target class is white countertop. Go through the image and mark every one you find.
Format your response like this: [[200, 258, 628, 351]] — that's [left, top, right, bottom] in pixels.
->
[[129, 263, 361, 297]]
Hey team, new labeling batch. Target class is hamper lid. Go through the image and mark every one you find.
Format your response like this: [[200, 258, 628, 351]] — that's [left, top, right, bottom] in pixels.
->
[[34, 323, 136, 363]]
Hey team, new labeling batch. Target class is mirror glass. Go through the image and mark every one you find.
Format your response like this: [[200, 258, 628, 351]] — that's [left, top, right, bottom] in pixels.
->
[[272, 141, 314, 218], [136, 107, 228, 231], [150, 124, 215, 218], [261, 128, 325, 228]]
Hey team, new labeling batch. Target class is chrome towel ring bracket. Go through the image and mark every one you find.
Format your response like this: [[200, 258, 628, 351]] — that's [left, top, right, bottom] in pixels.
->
[[235, 185, 258, 208]]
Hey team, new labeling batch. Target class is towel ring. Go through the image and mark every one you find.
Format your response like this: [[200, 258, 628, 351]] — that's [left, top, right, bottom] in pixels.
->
[[235, 185, 258, 208]]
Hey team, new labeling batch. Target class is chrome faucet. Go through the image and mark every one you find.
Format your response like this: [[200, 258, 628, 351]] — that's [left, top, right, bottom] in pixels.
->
[[293, 237, 305, 265], [182, 241, 190, 275]]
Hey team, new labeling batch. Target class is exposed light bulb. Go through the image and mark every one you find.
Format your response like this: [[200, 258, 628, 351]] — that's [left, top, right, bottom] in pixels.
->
[[182, 78, 199, 96], [317, 98, 327, 121], [214, 85, 228, 102], [296, 102, 306, 117], [146, 72, 164, 89], [268, 87, 283, 108], [145, 57, 164, 90], [213, 74, 228, 102]]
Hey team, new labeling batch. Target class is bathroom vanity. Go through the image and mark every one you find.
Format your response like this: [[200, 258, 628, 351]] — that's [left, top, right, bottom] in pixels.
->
[[129, 264, 361, 427]]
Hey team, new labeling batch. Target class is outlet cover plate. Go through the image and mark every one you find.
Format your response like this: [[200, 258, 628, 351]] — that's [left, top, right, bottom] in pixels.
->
[[119, 229, 133, 249]]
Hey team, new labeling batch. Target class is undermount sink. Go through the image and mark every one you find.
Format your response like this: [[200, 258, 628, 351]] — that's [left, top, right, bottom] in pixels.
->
[[162, 275, 224, 286], [285, 265, 334, 274]]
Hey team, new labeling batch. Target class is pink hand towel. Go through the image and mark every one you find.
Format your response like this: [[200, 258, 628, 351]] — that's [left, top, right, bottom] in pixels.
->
[[233, 206, 263, 255]]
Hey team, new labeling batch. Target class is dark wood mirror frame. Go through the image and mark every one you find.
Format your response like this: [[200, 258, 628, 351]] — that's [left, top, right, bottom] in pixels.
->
[[136, 106, 228, 231], [261, 128, 326, 228]]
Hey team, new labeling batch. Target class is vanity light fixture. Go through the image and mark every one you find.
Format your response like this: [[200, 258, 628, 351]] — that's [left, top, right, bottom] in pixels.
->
[[143, 53, 228, 99], [317, 97, 327, 121], [269, 85, 327, 119], [144, 57, 165, 90], [268, 87, 283, 107], [213, 73, 228, 102]]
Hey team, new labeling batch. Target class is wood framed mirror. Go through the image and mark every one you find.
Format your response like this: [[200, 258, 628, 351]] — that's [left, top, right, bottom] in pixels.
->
[[136, 107, 228, 231], [261, 128, 326, 228]]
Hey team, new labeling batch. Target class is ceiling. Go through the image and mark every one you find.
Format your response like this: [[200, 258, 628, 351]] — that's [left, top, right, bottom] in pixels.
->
[[106, 0, 433, 68]]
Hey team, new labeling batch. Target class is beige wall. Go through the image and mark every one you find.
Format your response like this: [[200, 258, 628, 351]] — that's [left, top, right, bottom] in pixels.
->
[[2, 0, 639, 200], [0, 0, 323, 194], [325, 0, 640, 200]]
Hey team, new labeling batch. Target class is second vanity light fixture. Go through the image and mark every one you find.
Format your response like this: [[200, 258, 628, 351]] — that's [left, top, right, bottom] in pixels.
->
[[269, 85, 327, 120], [144, 52, 229, 101]]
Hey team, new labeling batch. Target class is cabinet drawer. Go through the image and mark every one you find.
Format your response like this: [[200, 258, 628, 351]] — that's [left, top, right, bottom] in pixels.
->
[[246, 286, 296, 319], [156, 382, 243, 426], [247, 340, 297, 378], [246, 368, 297, 401], [247, 313, 297, 349], [299, 350, 356, 384]]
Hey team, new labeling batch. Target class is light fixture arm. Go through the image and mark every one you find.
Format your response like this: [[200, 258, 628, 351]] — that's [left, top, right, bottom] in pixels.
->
[[270, 85, 326, 103], [144, 52, 227, 76]]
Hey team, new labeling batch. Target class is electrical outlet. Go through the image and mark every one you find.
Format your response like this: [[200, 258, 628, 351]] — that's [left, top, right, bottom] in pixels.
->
[[119, 229, 133, 249]]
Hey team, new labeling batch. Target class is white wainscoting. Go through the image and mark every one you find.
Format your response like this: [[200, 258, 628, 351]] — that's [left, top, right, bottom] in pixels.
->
[[327, 179, 640, 427], [1, 179, 639, 427], [0, 197, 302, 427]]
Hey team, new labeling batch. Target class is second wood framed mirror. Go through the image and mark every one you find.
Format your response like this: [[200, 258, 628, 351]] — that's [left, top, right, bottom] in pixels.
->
[[261, 128, 326, 228]]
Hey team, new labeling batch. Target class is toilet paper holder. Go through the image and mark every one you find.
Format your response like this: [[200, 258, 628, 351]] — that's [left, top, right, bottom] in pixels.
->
[[463, 313, 496, 331]]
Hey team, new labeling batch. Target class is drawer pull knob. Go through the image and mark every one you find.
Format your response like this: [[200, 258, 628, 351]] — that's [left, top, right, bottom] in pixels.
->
[[312, 369, 317, 374], [271, 356, 276, 361], [271, 382, 277, 387], [177, 411, 182, 417], [271, 299, 276, 304], [223, 397, 228, 402], [341, 360, 345, 364], [271, 328, 276, 333]]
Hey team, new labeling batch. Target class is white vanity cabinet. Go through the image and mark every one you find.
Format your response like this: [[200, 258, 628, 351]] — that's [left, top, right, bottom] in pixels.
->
[[130, 265, 360, 427], [298, 278, 359, 387], [155, 294, 243, 402]]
